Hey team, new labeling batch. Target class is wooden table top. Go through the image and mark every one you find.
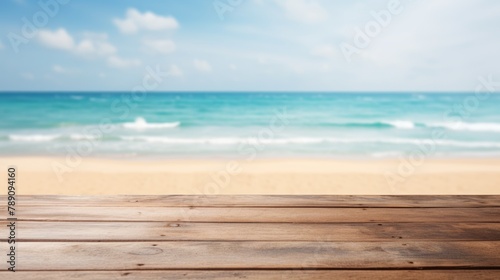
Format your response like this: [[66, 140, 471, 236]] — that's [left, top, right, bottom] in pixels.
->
[[1, 195, 500, 279]]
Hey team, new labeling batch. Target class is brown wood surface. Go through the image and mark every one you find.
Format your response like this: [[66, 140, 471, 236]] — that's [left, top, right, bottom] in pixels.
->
[[2, 221, 499, 241], [7, 195, 500, 207], [2, 270, 500, 280], [4, 241, 500, 270], [3, 206, 499, 222], [1, 195, 499, 279]]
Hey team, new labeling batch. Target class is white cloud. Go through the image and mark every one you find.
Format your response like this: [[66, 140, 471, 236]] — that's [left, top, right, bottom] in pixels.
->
[[75, 39, 116, 56], [38, 29, 117, 57], [229, 64, 237, 70], [0, 41, 4, 49], [52, 65, 66, 73], [143, 39, 176, 54], [114, 8, 179, 34], [38, 28, 74, 50], [193, 59, 212, 72], [274, 0, 328, 24], [167, 64, 183, 77], [107, 56, 142, 68], [73, 33, 117, 57]]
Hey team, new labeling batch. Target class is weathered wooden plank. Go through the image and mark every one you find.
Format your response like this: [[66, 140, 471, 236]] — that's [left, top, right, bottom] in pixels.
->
[[3, 222, 500, 241], [3, 270, 500, 280], [8, 195, 500, 207], [4, 206, 499, 222], [6, 241, 500, 270]]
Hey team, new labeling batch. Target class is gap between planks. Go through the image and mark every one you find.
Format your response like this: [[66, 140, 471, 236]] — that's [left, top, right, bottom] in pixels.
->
[[6, 195, 500, 208], [3, 269, 500, 280]]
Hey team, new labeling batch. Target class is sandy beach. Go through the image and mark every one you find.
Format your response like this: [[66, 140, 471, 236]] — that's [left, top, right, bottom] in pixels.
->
[[4, 157, 500, 195]]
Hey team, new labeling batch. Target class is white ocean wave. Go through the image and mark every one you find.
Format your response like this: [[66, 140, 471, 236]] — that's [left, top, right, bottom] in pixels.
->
[[68, 134, 100, 141], [384, 120, 415, 129], [428, 122, 500, 132], [119, 136, 500, 148], [8, 134, 61, 142], [122, 117, 180, 129], [121, 136, 241, 145]]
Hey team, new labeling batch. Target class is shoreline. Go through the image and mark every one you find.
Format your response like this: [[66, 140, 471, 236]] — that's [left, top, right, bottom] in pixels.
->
[[3, 157, 500, 195], [5, 153, 500, 161]]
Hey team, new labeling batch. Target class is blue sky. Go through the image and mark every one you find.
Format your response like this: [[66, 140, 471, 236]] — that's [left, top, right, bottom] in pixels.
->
[[0, 0, 499, 91]]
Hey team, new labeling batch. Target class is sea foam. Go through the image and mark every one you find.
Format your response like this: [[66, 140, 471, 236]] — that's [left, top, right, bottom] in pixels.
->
[[9, 134, 60, 142], [428, 122, 500, 132], [119, 136, 500, 148], [385, 121, 416, 129], [122, 117, 180, 129]]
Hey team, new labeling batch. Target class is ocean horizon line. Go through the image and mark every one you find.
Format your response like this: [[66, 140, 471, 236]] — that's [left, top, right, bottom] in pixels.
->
[[0, 91, 491, 95]]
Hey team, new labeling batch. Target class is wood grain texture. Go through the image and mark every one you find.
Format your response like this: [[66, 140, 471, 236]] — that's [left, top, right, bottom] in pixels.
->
[[3, 270, 500, 280], [3, 222, 500, 241], [8, 195, 500, 207], [8, 241, 500, 270], [2, 195, 499, 278], [3, 206, 499, 222]]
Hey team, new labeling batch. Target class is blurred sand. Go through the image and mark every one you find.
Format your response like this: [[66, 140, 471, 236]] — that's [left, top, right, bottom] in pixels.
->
[[3, 157, 500, 195]]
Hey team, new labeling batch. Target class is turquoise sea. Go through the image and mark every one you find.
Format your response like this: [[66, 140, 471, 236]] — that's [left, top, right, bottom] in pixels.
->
[[1, 92, 500, 159]]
